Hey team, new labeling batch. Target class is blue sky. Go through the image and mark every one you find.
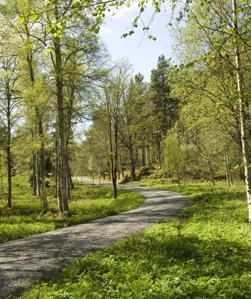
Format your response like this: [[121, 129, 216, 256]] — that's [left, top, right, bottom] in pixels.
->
[[99, 3, 174, 82]]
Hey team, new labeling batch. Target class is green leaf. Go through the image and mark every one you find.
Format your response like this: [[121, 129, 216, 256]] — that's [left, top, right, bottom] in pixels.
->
[[17, 17, 25, 24]]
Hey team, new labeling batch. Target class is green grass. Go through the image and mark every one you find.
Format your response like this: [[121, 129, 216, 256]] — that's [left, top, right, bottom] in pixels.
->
[[0, 176, 144, 244], [22, 180, 251, 299]]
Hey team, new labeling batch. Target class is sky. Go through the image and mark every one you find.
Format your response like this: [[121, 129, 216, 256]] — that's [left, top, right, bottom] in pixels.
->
[[99, 3, 175, 82]]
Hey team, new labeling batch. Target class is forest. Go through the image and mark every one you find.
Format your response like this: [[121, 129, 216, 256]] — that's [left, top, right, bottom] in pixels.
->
[[0, 0, 250, 298], [0, 0, 250, 217]]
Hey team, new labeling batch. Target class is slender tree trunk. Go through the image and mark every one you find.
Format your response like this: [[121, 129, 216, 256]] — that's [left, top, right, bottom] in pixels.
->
[[6, 119, 12, 208], [108, 115, 117, 199], [65, 89, 75, 195], [129, 145, 136, 181], [141, 144, 146, 166], [31, 126, 37, 196], [55, 136, 63, 212], [38, 118, 48, 213], [6, 91, 12, 208], [65, 142, 72, 199], [232, 0, 251, 222], [0, 154, 4, 202], [113, 126, 118, 198], [35, 149, 41, 198], [32, 151, 37, 196]]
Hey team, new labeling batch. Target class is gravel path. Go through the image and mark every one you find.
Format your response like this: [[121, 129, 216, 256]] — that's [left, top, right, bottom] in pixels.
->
[[0, 179, 187, 298]]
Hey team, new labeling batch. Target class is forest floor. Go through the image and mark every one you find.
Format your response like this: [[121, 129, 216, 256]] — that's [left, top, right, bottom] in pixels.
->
[[0, 176, 144, 244], [21, 179, 251, 299], [0, 179, 186, 298]]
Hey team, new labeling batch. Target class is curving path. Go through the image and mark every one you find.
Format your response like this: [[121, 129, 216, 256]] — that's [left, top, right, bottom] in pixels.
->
[[0, 179, 187, 298]]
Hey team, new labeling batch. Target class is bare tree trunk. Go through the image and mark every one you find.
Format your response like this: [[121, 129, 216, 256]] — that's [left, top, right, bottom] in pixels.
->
[[129, 145, 136, 181], [38, 118, 48, 213], [6, 142, 12, 207], [65, 144, 73, 199], [35, 150, 41, 198], [0, 154, 4, 202], [55, 136, 63, 212], [32, 151, 37, 196], [108, 117, 117, 198], [54, 136, 58, 199], [232, 0, 251, 222], [6, 91, 12, 208], [141, 144, 146, 166]]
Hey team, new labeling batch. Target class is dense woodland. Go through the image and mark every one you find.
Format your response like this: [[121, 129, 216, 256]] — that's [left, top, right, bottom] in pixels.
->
[[0, 0, 250, 221]]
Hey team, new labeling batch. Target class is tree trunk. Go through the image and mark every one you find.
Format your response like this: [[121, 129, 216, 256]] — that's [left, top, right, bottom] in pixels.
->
[[55, 44, 70, 213], [232, 0, 251, 222], [53, 4, 70, 214], [0, 154, 4, 202], [38, 118, 48, 213], [129, 145, 136, 181], [141, 144, 146, 166], [224, 146, 231, 187], [35, 149, 41, 198], [65, 145, 72, 199], [6, 87, 12, 208], [108, 114, 117, 199], [6, 121, 12, 209], [32, 151, 37, 196]]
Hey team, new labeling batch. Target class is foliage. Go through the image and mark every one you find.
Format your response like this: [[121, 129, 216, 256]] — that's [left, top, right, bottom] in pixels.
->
[[163, 129, 185, 181], [22, 181, 251, 299]]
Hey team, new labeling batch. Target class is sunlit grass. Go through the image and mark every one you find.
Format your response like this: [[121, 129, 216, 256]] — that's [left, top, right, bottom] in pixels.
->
[[22, 180, 251, 299]]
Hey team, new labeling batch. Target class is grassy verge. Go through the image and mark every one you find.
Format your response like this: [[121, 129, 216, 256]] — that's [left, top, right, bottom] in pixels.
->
[[22, 180, 251, 299], [0, 176, 144, 244]]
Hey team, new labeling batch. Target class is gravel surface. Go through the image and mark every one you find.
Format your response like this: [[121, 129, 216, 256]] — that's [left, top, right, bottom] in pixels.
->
[[0, 179, 187, 298]]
